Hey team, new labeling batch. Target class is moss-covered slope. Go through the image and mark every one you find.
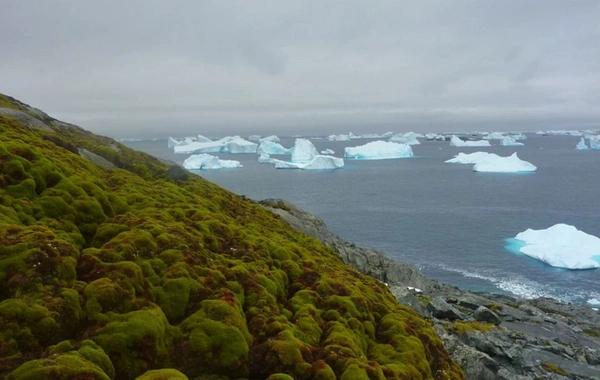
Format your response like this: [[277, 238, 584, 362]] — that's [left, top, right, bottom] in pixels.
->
[[0, 94, 464, 380]]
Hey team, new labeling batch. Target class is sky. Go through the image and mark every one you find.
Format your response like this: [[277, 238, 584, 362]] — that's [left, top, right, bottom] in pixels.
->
[[1, 0, 599, 138]]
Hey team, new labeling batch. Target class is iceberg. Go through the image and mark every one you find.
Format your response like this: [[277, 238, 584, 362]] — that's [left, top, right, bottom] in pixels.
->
[[260, 135, 281, 143], [328, 134, 351, 141], [472, 153, 536, 173], [182, 154, 242, 170], [449, 135, 491, 147], [511, 133, 527, 141], [168, 136, 197, 149], [257, 140, 292, 155], [389, 132, 422, 145], [445, 152, 494, 164], [589, 136, 600, 150], [196, 134, 213, 143], [576, 138, 589, 150], [500, 136, 524, 147], [291, 138, 319, 162], [321, 149, 335, 155], [273, 155, 344, 170], [425, 133, 446, 141], [174, 136, 258, 154], [508, 224, 600, 269], [345, 141, 413, 160], [258, 153, 274, 164], [483, 132, 505, 140]]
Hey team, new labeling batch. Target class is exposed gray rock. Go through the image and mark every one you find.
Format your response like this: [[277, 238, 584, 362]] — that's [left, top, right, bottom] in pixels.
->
[[389, 286, 429, 318], [427, 297, 465, 320], [0, 107, 52, 131], [166, 164, 189, 181], [77, 148, 115, 169], [474, 306, 501, 325]]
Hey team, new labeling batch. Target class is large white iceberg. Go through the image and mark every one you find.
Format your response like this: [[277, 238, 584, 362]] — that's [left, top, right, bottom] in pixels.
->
[[273, 155, 344, 170], [449, 135, 491, 147], [257, 140, 292, 155], [345, 141, 413, 160], [576, 138, 589, 150], [291, 138, 320, 162], [500, 136, 524, 147], [472, 153, 536, 172], [508, 224, 600, 269], [445, 152, 494, 164], [182, 154, 242, 170], [174, 135, 258, 154]]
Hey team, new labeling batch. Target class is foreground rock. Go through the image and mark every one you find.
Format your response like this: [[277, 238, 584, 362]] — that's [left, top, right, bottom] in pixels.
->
[[263, 199, 600, 380]]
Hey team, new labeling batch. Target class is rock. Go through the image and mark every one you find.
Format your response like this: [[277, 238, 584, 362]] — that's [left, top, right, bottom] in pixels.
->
[[474, 306, 501, 325], [427, 297, 464, 320], [78, 148, 115, 169], [166, 164, 189, 181], [0, 107, 52, 131], [389, 286, 429, 318]]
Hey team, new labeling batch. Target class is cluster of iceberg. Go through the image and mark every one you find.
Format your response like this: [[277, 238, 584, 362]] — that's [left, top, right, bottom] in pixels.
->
[[327, 132, 394, 141], [425, 133, 446, 141], [446, 152, 536, 172], [389, 132, 422, 145], [507, 224, 600, 269], [257, 140, 292, 155], [576, 138, 589, 150], [328, 133, 352, 141], [538, 130, 583, 136], [182, 154, 242, 170], [482, 132, 506, 140], [576, 135, 600, 150], [449, 135, 491, 147], [269, 139, 344, 170], [174, 136, 258, 154], [500, 136, 524, 147], [345, 141, 413, 160]]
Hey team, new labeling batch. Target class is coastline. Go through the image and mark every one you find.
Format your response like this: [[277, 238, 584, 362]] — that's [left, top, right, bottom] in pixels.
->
[[261, 198, 600, 379]]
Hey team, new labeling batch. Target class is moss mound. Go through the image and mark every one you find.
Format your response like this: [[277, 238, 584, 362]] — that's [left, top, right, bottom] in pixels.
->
[[0, 93, 464, 379]]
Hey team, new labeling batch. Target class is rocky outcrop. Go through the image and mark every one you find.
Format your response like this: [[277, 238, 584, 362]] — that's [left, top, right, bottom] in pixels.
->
[[78, 148, 116, 169], [264, 199, 600, 379]]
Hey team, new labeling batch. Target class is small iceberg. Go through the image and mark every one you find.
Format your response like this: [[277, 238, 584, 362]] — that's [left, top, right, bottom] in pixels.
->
[[500, 136, 524, 147], [257, 140, 292, 155], [445, 152, 494, 164], [589, 136, 600, 150], [483, 132, 505, 140], [345, 141, 413, 160], [425, 133, 446, 141], [389, 132, 422, 145], [576, 137, 589, 150], [174, 136, 258, 154], [473, 153, 536, 172], [507, 224, 600, 269], [260, 135, 281, 143], [449, 135, 491, 147], [273, 155, 344, 170], [258, 153, 274, 164], [328, 133, 351, 141], [321, 149, 335, 155], [183, 154, 242, 170]]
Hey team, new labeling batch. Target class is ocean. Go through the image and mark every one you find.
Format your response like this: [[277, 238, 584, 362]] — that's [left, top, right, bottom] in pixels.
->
[[123, 134, 600, 305]]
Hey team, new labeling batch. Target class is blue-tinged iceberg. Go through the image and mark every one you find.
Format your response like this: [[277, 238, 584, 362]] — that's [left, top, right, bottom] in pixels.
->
[[472, 153, 536, 172], [273, 155, 344, 170], [258, 153, 274, 164], [174, 136, 258, 154], [508, 224, 600, 269], [183, 154, 242, 170], [345, 141, 413, 160], [449, 135, 491, 147], [291, 138, 320, 162], [589, 136, 600, 150], [445, 152, 494, 164], [500, 136, 524, 147], [260, 135, 281, 143], [425, 133, 446, 141], [257, 140, 292, 155], [483, 132, 505, 140], [576, 138, 589, 150], [328, 133, 352, 141], [389, 132, 422, 145]]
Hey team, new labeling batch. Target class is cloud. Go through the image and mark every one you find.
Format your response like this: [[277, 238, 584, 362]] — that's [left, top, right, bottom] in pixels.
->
[[1, 0, 599, 137]]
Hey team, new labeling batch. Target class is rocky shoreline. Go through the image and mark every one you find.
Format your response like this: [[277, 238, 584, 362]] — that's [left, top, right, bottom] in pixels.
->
[[261, 199, 600, 380]]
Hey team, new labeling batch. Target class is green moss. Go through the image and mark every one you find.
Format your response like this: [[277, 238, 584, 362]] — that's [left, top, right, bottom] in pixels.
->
[[541, 362, 569, 376], [583, 328, 600, 338], [445, 321, 496, 335], [135, 369, 189, 380]]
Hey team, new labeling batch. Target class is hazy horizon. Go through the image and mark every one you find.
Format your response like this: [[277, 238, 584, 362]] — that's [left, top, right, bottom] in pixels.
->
[[2, 1, 599, 138]]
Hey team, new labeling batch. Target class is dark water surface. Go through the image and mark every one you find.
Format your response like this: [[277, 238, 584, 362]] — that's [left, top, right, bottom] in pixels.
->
[[125, 135, 600, 305]]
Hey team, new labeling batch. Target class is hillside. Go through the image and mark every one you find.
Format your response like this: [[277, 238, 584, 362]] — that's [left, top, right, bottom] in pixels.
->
[[0, 94, 464, 380]]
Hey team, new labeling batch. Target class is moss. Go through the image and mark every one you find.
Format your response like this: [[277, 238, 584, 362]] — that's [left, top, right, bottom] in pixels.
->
[[541, 362, 569, 376], [266, 374, 295, 380], [136, 368, 189, 380], [583, 328, 600, 338], [445, 321, 496, 335]]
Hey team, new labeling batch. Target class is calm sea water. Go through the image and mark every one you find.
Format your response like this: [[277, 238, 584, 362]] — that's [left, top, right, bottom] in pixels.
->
[[124, 135, 600, 305]]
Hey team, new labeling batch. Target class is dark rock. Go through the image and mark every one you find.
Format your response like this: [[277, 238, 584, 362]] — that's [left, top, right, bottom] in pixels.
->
[[77, 148, 115, 169], [474, 306, 501, 325], [166, 165, 189, 181], [427, 297, 465, 320], [389, 286, 429, 318]]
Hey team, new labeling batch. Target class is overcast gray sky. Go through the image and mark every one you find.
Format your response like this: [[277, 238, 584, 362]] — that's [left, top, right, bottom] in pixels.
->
[[1, 1, 599, 138]]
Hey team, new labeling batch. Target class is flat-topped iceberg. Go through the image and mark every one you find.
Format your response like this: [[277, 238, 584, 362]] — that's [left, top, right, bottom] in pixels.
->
[[500, 136, 524, 147], [183, 154, 242, 170], [174, 135, 258, 154], [345, 141, 413, 160], [291, 138, 319, 162], [273, 155, 344, 170], [257, 140, 292, 155], [473, 153, 536, 172], [449, 135, 491, 147], [445, 152, 494, 164], [507, 224, 600, 269], [576, 138, 589, 150], [321, 149, 335, 155]]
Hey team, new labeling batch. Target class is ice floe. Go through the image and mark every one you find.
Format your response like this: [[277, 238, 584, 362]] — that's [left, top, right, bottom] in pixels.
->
[[508, 224, 600, 269], [345, 141, 413, 160], [182, 154, 242, 170]]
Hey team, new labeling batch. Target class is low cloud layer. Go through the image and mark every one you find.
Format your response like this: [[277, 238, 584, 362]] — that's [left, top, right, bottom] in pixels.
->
[[1, 1, 599, 137]]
